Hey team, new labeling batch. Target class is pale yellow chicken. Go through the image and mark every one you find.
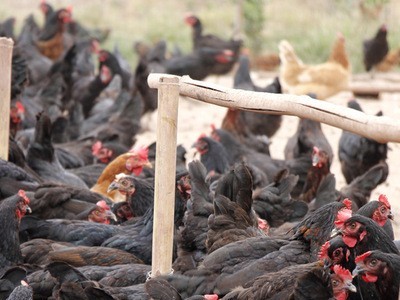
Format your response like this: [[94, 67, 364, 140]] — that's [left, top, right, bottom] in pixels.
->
[[375, 48, 400, 72], [278, 33, 351, 100]]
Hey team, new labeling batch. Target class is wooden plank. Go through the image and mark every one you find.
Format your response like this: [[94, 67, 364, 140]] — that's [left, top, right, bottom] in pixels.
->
[[0, 37, 14, 161], [150, 75, 180, 277], [148, 73, 400, 143]]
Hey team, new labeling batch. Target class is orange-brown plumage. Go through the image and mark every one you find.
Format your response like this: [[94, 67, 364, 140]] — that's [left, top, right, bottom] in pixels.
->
[[278, 33, 351, 100], [90, 147, 151, 202]]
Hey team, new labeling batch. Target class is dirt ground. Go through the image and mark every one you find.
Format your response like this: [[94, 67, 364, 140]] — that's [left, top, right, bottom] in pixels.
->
[[135, 71, 400, 238]]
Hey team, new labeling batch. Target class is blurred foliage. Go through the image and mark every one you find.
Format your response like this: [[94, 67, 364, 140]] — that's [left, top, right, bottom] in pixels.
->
[[0, 0, 399, 73], [243, 0, 265, 55]]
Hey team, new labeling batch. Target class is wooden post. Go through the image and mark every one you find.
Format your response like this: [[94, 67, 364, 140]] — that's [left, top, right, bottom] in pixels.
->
[[150, 75, 180, 277], [0, 37, 14, 161]]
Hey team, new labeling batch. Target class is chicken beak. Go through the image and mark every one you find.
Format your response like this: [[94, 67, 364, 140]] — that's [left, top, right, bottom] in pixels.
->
[[352, 265, 363, 277], [106, 210, 118, 222], [143, 161, 152, 169], [347, 282, 357, 293], [25, 205, 32, 214], [330, 227, 341, 238], [107, 182, 118, 194], [388, 212, 394, 220]]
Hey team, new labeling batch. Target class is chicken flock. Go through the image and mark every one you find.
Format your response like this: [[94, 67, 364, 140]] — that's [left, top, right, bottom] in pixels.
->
[[0, 1, 398, 300]]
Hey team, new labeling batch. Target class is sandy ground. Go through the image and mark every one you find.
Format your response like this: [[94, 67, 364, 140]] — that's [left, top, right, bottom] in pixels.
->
[[135, 71, 400, 238]]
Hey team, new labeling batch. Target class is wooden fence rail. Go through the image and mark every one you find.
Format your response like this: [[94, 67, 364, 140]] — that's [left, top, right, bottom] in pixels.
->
[[147, 72, 400, 277]]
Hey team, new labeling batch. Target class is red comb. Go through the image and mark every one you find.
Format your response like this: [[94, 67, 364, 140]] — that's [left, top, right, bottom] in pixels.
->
[[129, 146, 148, 160], [15, 101, 25, 113], [378, 194, 390, 209], [333, 265, 353, 282], [198, 133, 207, 139], [355, 251, 372, 263], [96, 200, 109, 210], [66, 5, 73, 13], [18, 190, 30, 204], [312, 146, 319, 154], [334, 208, 352, 229], [210, 124, 216, 131], [92, 141, 103, 156], [342, 198, 352, 210], [204, 295, 219, 300], [318, 240, 330, 260]]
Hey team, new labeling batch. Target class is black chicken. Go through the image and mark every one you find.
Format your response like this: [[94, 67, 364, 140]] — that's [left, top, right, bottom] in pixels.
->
[[353, 250, 400, 300], [206, 162, 263, 253], [338, 99, 388, 184], [26, 112, 88, 188], [363, 24, 389, 72], [0, 190, 31, 268]]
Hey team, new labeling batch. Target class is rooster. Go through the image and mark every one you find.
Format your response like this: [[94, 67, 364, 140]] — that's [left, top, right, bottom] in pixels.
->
[[278, 33, 350, 100], [90, 146, 151, 202]]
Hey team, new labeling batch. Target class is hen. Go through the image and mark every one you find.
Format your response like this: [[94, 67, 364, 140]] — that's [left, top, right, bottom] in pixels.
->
[[185, 14, 242, 75], [165, 47, 235, 80], [0, 190, 31, 268], [363, 24, 389, 72], [90, 146, 151, 202], [284, 115, 333, 162], [224, 54, 282, 139], [252, 169, 308, 228], [353, 250, 400, 300], [278, 33, 350, 100], [335, 213, 399, 256], [206, 162, 263, 253], [36, 7, 72, 60], [173, 161, 214, 274], [161, 201, 352, 298], [338, 100, 388, 185], [26, 112, 88, 189], [107, 173, 155, 218], [356, 194, 394, 240], [222, 262, 356, 300]]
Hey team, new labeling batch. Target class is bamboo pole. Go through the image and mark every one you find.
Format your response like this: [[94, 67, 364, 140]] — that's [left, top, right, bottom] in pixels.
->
[[148, 73, 400, 143], [0, 37, 14, 161], [150, 75, 180, 277]]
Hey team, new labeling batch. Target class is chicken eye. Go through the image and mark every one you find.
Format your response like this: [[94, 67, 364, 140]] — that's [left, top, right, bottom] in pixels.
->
[[380, 207, 386, 213], [331, 279, 339, 287], [333, 249, 341, 257], [368, 259, 378, 267], [349, 222, 357, 230]]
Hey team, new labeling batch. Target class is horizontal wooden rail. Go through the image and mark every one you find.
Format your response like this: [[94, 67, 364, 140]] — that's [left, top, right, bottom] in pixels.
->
[[148, 73, 400, 143]]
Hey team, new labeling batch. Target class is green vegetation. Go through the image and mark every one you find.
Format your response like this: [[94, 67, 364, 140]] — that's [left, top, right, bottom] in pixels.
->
[[1, 0, 399, 72]]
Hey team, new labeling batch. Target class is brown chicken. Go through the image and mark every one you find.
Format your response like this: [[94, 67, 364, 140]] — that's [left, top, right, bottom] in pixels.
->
[[36, 7, 72, 60], [90, 146, 152, 202], [353, 250, 400, 300], [375, 48, 400, 72], [278, 33, 350, 100], [299, 146, 331, 203]]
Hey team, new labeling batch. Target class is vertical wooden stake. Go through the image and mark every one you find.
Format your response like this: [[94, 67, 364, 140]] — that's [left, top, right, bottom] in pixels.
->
[[0, 37, 13, 161], [151, 76, 180, 277]]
